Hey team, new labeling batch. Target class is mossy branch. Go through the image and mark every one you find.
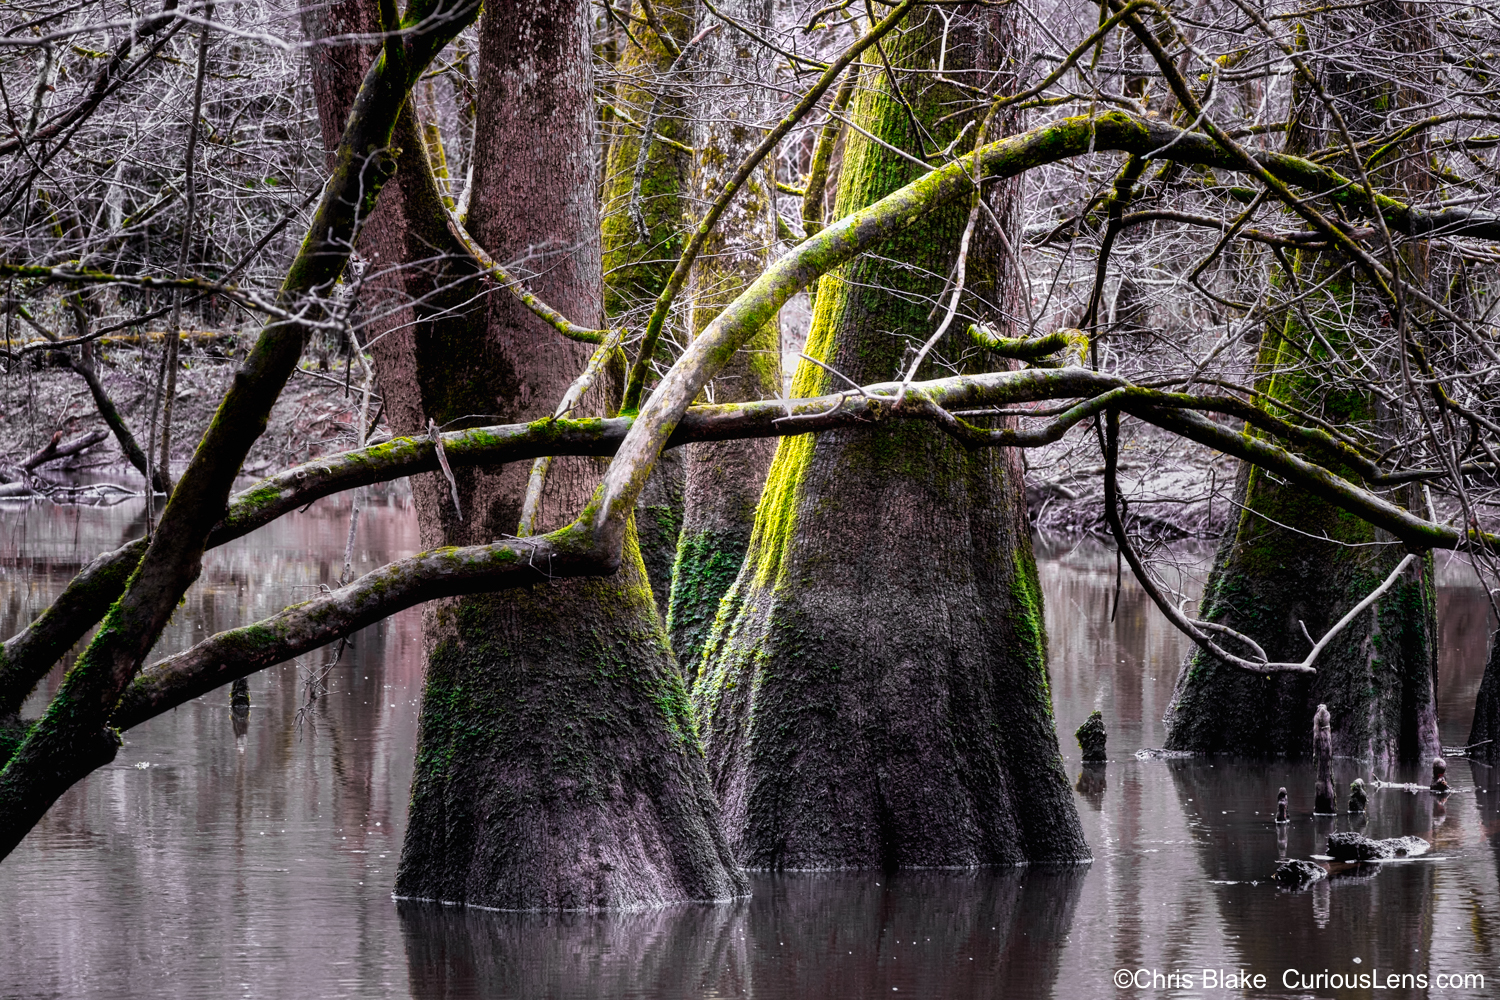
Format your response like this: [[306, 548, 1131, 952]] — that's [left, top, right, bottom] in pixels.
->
[[108, 530, 607, 735], [1102, 408, 1421, 675], [0, 365, 1489, 755], [970, 325, 1088, 363], [442, 204, 614, 345], [9, 101, 1500, 843], [9, 107, 1498, 728]]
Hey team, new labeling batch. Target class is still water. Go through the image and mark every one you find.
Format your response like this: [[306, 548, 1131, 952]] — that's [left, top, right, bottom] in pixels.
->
[[1, 497, 1498, 999]]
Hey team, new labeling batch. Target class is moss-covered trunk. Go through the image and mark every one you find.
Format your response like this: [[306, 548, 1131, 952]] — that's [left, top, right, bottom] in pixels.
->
[[692, 7, 1088, 869], [382, 0, 742, 908], [598, 1, 694, 616], [1468, 636, 1500, 760], [1164, 5, 1439, 766], [665, 0, 782, 676]]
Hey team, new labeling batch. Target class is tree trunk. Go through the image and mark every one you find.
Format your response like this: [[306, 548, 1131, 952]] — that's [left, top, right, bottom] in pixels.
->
[[1164, 4, 1439, 766], [1468, 634, 1500, 760], [598, 1, 695, 618], [693, 7, 1089, 869], [665, 0, 781, 677], [385, 0, 743, 908]]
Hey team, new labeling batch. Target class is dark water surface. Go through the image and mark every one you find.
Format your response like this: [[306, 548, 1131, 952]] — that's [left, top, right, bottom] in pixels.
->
[[3, 500, 1499, 999]]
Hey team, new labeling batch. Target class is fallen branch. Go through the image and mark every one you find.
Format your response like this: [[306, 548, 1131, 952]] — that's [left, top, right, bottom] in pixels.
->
[[109, 532, 599, 732], [7, 361, 1500, 718], [21, 429, 109, 471]]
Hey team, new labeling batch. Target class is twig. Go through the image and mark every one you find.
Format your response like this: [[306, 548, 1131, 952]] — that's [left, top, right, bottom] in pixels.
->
[[427, 418, 462, 521], [517, 327, 625, 537]]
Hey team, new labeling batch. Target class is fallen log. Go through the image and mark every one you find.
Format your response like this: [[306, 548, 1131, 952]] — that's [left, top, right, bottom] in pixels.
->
[[21, 430, 110, 471]]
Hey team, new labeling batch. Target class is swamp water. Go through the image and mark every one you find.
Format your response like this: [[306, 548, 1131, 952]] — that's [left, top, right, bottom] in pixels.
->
[[2, 497, 1498, 999]]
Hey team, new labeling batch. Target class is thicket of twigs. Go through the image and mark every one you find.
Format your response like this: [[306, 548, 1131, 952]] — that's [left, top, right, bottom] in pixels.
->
[[2, 0, 1498, 542]]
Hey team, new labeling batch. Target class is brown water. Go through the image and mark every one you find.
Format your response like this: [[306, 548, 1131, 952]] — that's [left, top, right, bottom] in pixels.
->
[[2, 499, 1498, 999]]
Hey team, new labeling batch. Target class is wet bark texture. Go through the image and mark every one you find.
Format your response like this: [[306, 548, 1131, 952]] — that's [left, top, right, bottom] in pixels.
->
[[666, 0, 781, 677], [364, 1, 741, 908], [693, 7, 1089, 869], [1163, 3, 1439, 766], [633, 447, 686, 615], [1313, 704, 1337, 813]]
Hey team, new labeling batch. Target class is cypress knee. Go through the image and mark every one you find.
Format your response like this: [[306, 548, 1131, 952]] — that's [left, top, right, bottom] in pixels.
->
[[1313, 705, 1337, 815]]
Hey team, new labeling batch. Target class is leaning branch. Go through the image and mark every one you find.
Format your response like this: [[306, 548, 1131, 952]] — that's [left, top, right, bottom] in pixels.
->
[[1102, 408, 1421, 674], [9, 106, 1499, 723], [110, 530, 608, 733], [620, 0, 920, 411], [0, 363, 1479, 741], [0, 0, 485, 861]]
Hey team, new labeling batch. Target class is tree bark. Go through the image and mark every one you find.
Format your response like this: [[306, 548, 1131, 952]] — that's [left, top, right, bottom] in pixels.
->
[[666, 0, 781, 677], [1468, 633, 1500, 760], [385, 0, 743, 908], [693, 6, 1089, 869], [1164, 3, 1440, 766], [598, 1, 695, 617]]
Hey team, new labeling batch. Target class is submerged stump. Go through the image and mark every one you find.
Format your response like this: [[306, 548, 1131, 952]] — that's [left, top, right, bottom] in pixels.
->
[[1076, 711, 1107, 762], [1314, 704, 1337, 815]]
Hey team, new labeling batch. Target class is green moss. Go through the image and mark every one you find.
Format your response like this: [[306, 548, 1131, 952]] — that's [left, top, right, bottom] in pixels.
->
[[0, 716, 30, 770], [665, 529, 749, 671]]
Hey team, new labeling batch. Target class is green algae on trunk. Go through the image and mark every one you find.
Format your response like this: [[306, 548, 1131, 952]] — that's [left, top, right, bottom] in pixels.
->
[[666, 0, 781, 677], [692, 7, 1088, 869]]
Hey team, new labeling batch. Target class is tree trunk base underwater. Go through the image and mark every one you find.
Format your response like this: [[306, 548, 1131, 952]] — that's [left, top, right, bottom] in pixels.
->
[[1164, 466, 1439, 766], [395, 543, 746, 909]]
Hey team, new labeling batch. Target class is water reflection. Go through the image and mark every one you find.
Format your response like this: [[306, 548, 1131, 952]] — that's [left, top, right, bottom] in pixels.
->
[[1168, 758, 1440, 981], [2, 513, 1499, 998], [399, 869, 1086, 1000]]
